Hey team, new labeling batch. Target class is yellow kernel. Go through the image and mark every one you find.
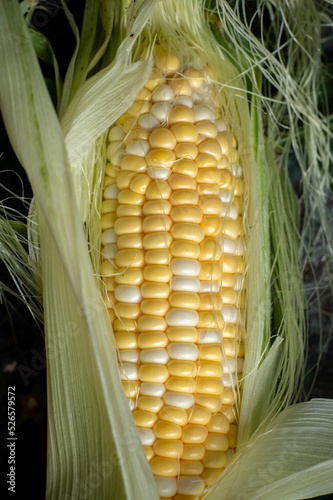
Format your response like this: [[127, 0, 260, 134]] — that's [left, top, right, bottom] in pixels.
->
[[115, 268, 143, 285], [123, 116, 137, 133], [143, 215, 172, 233], [197, 312, 223, 330], [120, 155, 147, 172], [115, 303, 141, 320], [145, 249, 171, 265], [139, 364, 169, 383], [149, 128, 177, 150], [122, 380, 139, 398], [196, 378, 223, 396], [114, 216, 142, 235], [221, 388, 236, 406], [187, 406, 211, 426], [133, 410, 158, 428], [196, 395, 222, 413], [118, 189, 145, 206], [201, 468, 224, 482], [175, 143, 198, 160], [138, 315, 168, 331], [136, 87, 151, 100], [182, 424, 208, 444], [197, 185, 220, 196], [146, 180, 172, 200], [144, 266, 172, 283], [196, 120, 218, 138], [167, 360, 198, 377], [197, 361, 223, 378], [100, 260, 115, 276], [220, 405, 236, 423], [159, 406, 188, 426], [171, 223, 205, 243], [216, 131, 235, 154], [156, 51, 180, 76], [169, 292, 200, 310], [169, 174, 197, 191], [153, 439, 184, 459], [114, 332, 138, 349], [150, 457, 178, 477], [169, 78, 192, 96], [143, 446, 154, 462], [181, 444, 205, 461], [170, 240, 200, 259], [171, 123, 198, 143], [203, 451, 227, 469], [166, 327, 198, 343], [143, 232, 172, 250], [127, 100, 151, 117], [222, 287, 238, 305], [147, 149, 176, 168], [198, 196, 223, 215], [117, 234, 143, 250], [196, 154, 218, 168], [184, 68, 204, 88], [105, 162, 118, 178], [144, 70, 165, 91], [154, 421, 182, 440], [201, 215, 222, 237], [169, 106, 195, 125], [137, 396, 164, 413], [141, 299, 170, 316], [101, 213, 117, 230], [117, 171, 135, 190], [102, 199, 118, 214], [170, 190, 199, 206], [199, 262, 222, 281], [234, 180, 244, 195], [200, 238, 223, 260], [125, 128, 149, 146], [198, 345, 223, 362], [204, 433, 229, 451], [129, 174, 151, 194], [106, 277, 116, 292], [170, 205, 202, 224], [222, 255, 243, 274], [222, 218, 242, 239], [180, 460, 204, 476], [207, 413, 230, 434], [199, 294, 222, 312], [220, 169, 233, 189], [138, 332, 168, 349], [166, 377, 196, 393], [143, 200, 172, 215], [116, 204, 142, 217], [104, 175, 115, 187], [172, 159, 198, 178], [196, 168, 221, 184], [115, 249, 145, 268], [198, 140, 222, 160]]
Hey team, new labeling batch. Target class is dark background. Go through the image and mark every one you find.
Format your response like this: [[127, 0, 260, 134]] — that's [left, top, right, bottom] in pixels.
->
[[0, 1, 332, 499]]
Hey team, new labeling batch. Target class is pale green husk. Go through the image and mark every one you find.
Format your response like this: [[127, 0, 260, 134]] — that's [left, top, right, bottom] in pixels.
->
[[0, 0, 332, 499]]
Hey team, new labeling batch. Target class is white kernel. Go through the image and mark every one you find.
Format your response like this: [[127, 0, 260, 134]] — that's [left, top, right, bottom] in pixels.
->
[[140, 383, 166, 397], [138, 427, 156, 446], [119, 362, 138, 380], [108, 125, 125, 142], [222, 373, 238, 387], [216, 118, 227, 132], [220, 236, 236, 255], [222, 357, 244, 374], [151, 102, 172, 123], [222, 305, 238, 323], [166, 308, 199, 327], [115, 285, 141, 303], [167, 343, 199, 361], [101, 228, 117, 244], [231, 163, 243, 177], [170, 277, 201, 292], [102, 244, 118, 259], [171, 258, 200, 277], [221, 203, 238, 220], [233, 275, 243, 291], [173, 96, 193, 108], [193, 104, 214, 122], [138, 114, 160, 130], [177, 476, 205, 496], [148, 167, 171, 180], [125, 140, 150, 156], [128, 398, 136, 411], [235, 238, 245, 256], [119, 350, 139, 363], [219, 190, 234, 203], [155, 477, 177, 498], [140, 349, 169, 364], [107, 141, 124, 160], [197, 329, 221, 344], [152, 84, 175, 103], [199, 281, 220, 293], [163, 391, 195, 409], [104, 183, 119, 200]]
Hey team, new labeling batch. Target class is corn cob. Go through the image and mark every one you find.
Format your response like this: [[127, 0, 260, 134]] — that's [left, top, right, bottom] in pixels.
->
[[101, 49, 245, 499]]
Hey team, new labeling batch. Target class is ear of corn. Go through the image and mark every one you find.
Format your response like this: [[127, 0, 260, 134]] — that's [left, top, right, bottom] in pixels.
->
[[1, 0, 333, 499]]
